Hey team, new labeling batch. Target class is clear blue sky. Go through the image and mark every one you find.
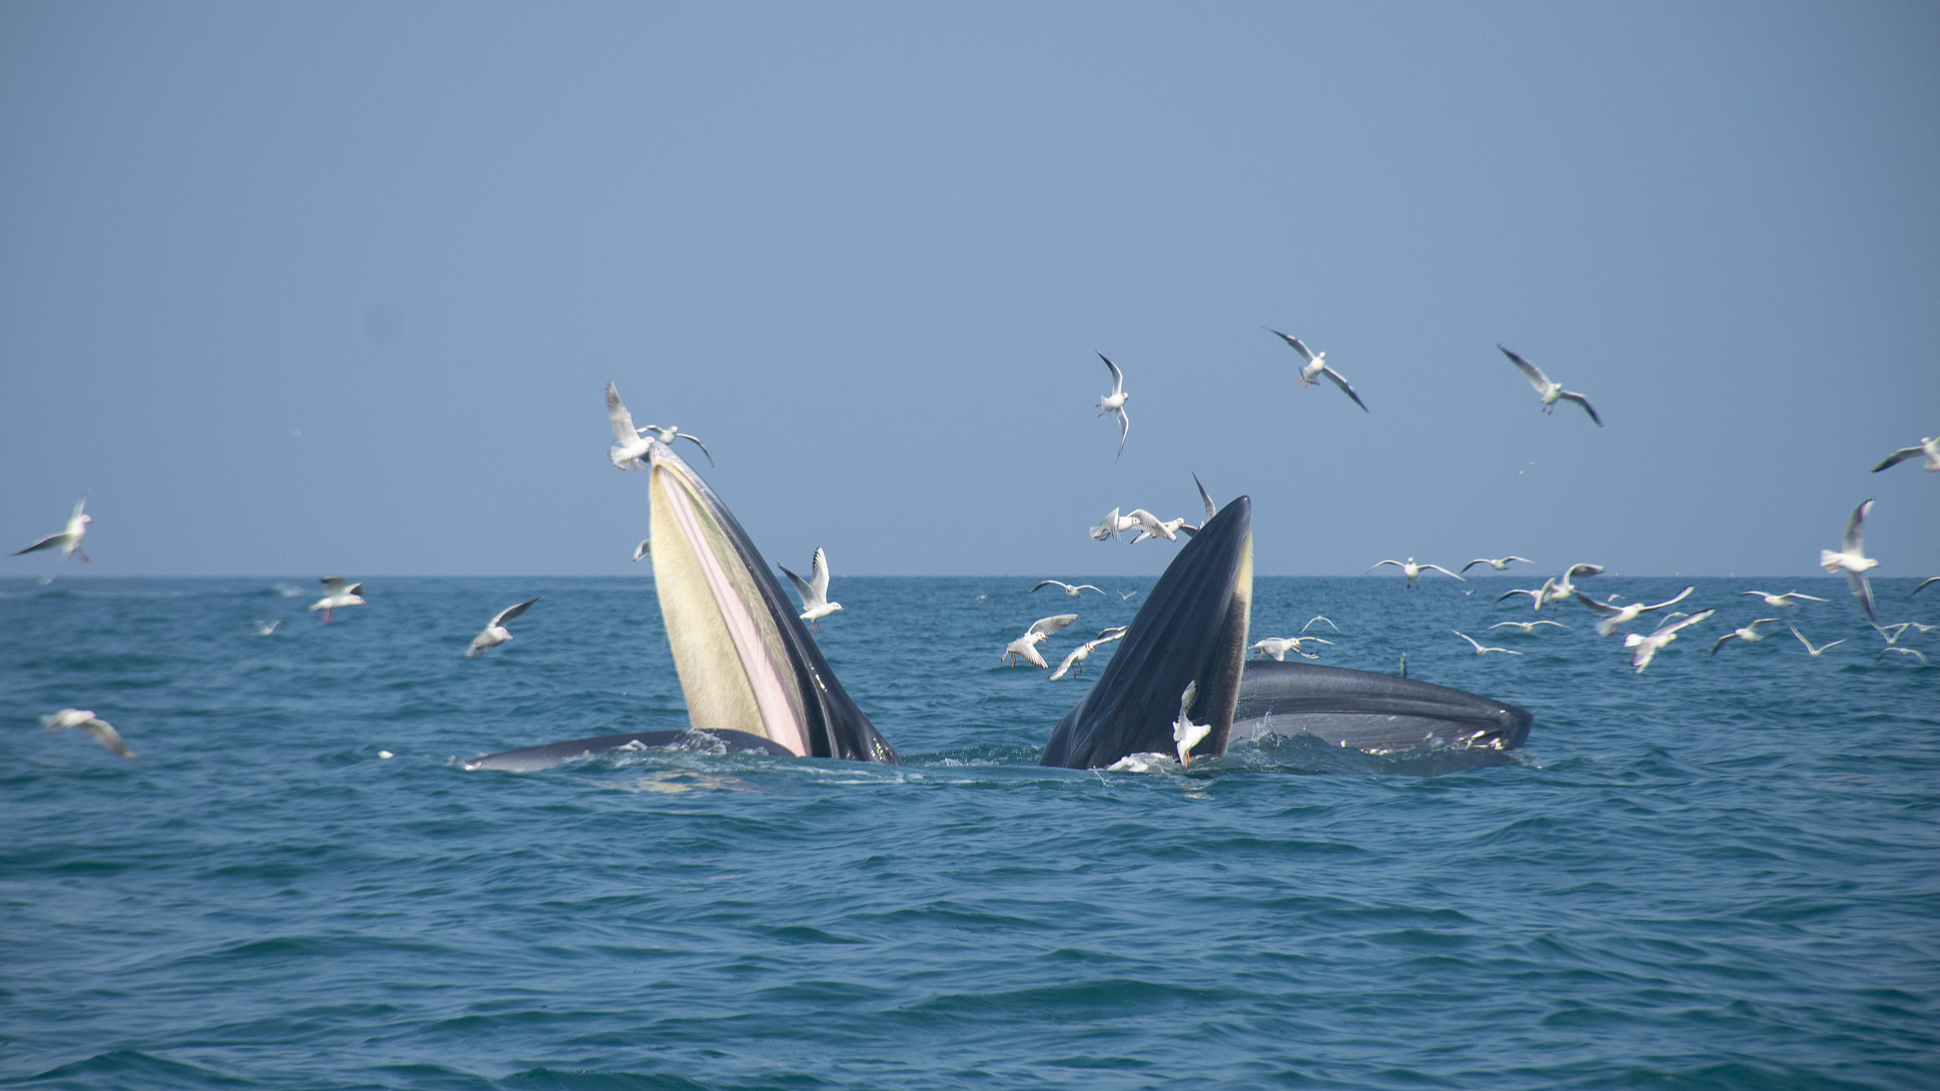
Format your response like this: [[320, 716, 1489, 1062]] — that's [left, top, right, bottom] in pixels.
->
[[3, 3, 1935, 578]]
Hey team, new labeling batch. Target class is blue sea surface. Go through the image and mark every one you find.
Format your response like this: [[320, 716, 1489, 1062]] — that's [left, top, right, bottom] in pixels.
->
[[3, 575, 1936, 1090]]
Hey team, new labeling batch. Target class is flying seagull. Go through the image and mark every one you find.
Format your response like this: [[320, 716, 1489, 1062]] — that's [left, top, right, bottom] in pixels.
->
[[1738, 590, 1827, 608], [1090, 507, 1139, 542], [1819, 499, 1879, 621], [1452, 630, 1522, 656], [1498, 345, 1602, 426], [1004, 613, 1079, 669], [1489, 620, 1569, 634], [1031, 580, 1105, 599], [12, 497, 91, 563], [1876, 646, 1928, 666], [467, 597, 540, 658], [1461, 555, 1533, 573], [1172, 681, 1211, 769], [636, 423, 713, 467], [1263, 328, 1368, 412], [632, 539, 651, 562], [1710, 618, 1782, 658], [605, 381, 653, 470], [1578, 586, 1695, 638], [778, 547, 843, 632], [1250, 636, 1332, 661], [1871, 436, 1939, 474], [1366, 558, 1464, 586], [1624, 609, 1715, 673], [1912, 577, 1940, 598], [310, 577, 365, 622], [1048, 629, 1126, 681], [1789, 624, 1844, 659], [41, 708, 136, 760], [1095, 353, 1130, 460], [1301, 615, 1342, 634]]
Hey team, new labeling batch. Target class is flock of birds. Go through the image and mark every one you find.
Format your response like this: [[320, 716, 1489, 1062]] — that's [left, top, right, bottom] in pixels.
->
[[11, 350, 1935, 760]]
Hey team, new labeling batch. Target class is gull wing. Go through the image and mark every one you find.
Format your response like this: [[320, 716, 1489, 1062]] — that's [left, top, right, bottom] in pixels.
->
[[491, 597, 540, 628], [1115, 405, 1129, 460], [1029, 580, 1069, 594], [605, 382, 640, 444], [1263, 327, 1317, 365], [1193, 473, 1217, 522], [1422, 564, 1465, 581], [1498, 345, 1550, 393], [674, 432, 715, 467], [1557, 390, 1603, 426], [81, 717, 136, 760], [777, 563, 817, 607], [1912, 576, 1940, 597], [1651, 608, 1715, 640], [1098, 352, 1124, 396], [1452, 630, 1485, 652], [1844, 499, 1873, 554], [633, 539, 651, 562], [71, 497, 88, 522], [1319, 366, 1369, 412], [1577, 596, 1623, 617], [1645, 586, 1695, 612], [12, 533, 64, 555], [319, 576, 350, 595], [1845, 569, 1877, 622], [1871, 447, 1923, 472], [1461, 559, 1492, 573], [1564, 563, 1605, 580], [808, 547, 831, 601], [1028, 614, 1079, 639]]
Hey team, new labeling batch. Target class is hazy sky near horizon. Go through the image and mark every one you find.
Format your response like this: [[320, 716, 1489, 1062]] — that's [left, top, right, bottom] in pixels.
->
[[3, 2, 1936, 578]]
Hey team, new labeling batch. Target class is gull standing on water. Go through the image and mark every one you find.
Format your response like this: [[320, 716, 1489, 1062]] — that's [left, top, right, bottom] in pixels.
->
[[1624, 609, 1715, 673], [1367, 558, 1465, 587], [1263, 328, 1369, 412], [1578, 586, 1695, 637], [41, 708, 136, 759], [778, 547, 843, 632], [1004, 614, 1078, 668], [1452, 631, 1522, 656], [12, 497, 91, 563], [1094, 353, 1130, 461], [1048, 629, 1126, 681], [1789, 624, 1845, 658], [310, 577, 365, 622], [1819, 499, 1880, 621], [1739, 590, 1827, 608], [1710, 618, 1782, 657], [1031, 580, 1105, 599], [1499, 345, 1602, 425], [1871, 436, 1939, 474], [1461, 555, 1533, 574], [467, 597, 540, 658], [1173, 682, 1211, 769]]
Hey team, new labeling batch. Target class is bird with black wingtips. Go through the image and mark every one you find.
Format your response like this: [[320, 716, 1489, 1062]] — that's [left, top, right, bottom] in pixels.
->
[[13, 497, 91, 563], [779, 547, 843, 632], [1625, 609, 1715, 673], [1871, 435, 1938, 474], [41, 708, 135, 759], [310, 577, 365, 622], [1094, 353, 1130, 460], [1710, 618, 1782, 658], [1263, 327, 1368, 411], [1005, 614, 1078, 669], [1498, 345, 1602, 425], [1462, 555, 1533, 574], [1819, 499, 1880, 621], [1031, 580, 1105, 599], [468, 597, 540, 658]]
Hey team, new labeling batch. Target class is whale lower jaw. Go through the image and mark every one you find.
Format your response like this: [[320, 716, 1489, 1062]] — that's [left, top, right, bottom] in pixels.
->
[[1229, 660, 1533, 754]]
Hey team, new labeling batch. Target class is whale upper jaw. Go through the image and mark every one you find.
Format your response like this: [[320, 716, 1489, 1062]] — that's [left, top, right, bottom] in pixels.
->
[[644, 441, 898, 764], [1040, 496, 1254, 769]]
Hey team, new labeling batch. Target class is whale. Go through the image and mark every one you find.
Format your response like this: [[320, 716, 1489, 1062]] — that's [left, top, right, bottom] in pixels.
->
[[1229, 660, 1532, 754]]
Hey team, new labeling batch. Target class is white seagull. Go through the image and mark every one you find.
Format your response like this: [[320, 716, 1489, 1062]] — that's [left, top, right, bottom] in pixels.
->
[[1250, 636, 1332, 661], [467, 597, 540, 658], [1172, 681, 1212, 769], [1090, 507, 1140, 542], [1263, 327, 1369, 412], [1498, 345, 1602, 426], [310, 577, 365, 622], [1819, 499, 1880, 621], [248, 619, 283, 636], [1496, 583, 1551, 610], [1301, 615, 1342, 634], [636, 423, 713, 467], [1876, 646, 1928, 666], [12, 497, 91, 563], [1125, 509, 1178, 544], [632, 539, 651, 562], [1031, 579, 1105, 599], [1489, 620, 1569, 634], [1789, 624, 1845, 658], [1095, 353, 1130, 461], [1452, 630, 1522, 656], [778, 547, 843, 632], [1461, 555, 1534, 574], [1048, 629, 1126, 681], [1624, 609, 1715, 673], [1738, 590, 1827, 608], [1910, 576, 1939, 598], [606, 381, 654, 470], [1004, 613, 1079, 669], [41, 708, 136, 760], [1710, 618, 1782, 657], [1578, 586, 1695, 638], [1366, 558, 1465, 586], [1871, 436, 1940, 474]]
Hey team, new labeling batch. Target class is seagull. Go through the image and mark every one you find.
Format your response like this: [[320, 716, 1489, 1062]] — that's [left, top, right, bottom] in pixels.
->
[[12, 497, 91, 563], [1125, 509, 1177, 543], [1876, 646, 1928, 666], [1738, 590, 1827, 608], [467, 597, 540, 658], [1250, 636, 1332, 661], [1789, 624, 1845, 658], [1461, 555, 1533, 574], [1004, 614, 1078, 668], [1871, 436, 1939, 474], [1819, 498, 1879, 621], [1366, 558, 1465, 587], [1452, 630, 1522, 656], [1710, 618, 1782, 657], [1301, 615, 1342, 634], [1172, 681, 1211, 768], [247, 619, 283, 636], [636, 423, 713, 467], [1095, 353, 1130, 460], [1048, 629, 1126, 680], [1489, 620, 1570, 634], [1031, 580, 1105, 599], [41, 708, 136, 760], [632, 539, 651, 562], [1911, 577, 1939, 598], [605, 382, 653, 470], [1623, 609, 1715, 673], [1872, 622, 1911, 645], [1498, 345, 1602, 425], [1169, 475, 1219, 538], [778, 547, 843, 632], [1090, 507, 1140, 542], [1578, 586, 1695, 637], [1496, 584, 1550, 610], [1515, 563, 1603, 610], [1263, 327, 1369, 412], [309, 577, 365, 622]]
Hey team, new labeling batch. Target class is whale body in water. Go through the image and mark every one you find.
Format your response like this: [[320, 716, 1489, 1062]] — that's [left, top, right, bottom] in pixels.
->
[[466, 441, 1533, 772]]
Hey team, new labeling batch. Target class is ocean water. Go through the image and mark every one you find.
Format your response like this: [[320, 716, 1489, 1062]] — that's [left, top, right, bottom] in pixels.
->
[[2, 574, 1935, 1091]]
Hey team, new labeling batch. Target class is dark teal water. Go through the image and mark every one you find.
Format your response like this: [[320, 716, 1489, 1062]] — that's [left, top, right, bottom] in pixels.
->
[[3, 575, 1936, 1090]]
